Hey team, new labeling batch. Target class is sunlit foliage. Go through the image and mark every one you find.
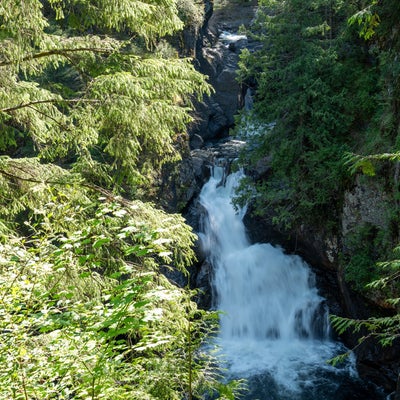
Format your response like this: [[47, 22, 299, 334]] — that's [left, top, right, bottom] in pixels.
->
[[0, 1, 243, 399]]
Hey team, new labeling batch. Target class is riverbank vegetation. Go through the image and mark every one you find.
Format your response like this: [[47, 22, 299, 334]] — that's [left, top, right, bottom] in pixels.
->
[[237, 0, 399, 353], [0, 1, 242, 398]]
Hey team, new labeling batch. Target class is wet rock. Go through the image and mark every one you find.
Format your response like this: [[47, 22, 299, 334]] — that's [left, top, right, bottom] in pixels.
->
[[355, 337, 400, 394], [157, 155, 198, 212], [160, 265, 189, 288], [194, 260, 213, 309], [210, 138, 246, 159], [213, 66, 241, 127], [188, 0, 257, 145], [189, 133, 204, 149], [191, 148, 213, 184], [190, 138, 245, 185], [395, 374, 400, 400]]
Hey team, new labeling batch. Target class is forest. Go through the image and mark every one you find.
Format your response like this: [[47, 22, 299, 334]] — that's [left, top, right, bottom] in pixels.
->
[[0, 0, 399, 398], [237, 0, 400, 360]]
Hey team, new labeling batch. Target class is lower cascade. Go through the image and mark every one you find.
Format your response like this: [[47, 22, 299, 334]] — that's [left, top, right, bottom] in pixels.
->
[[198, 166, 385, 400]]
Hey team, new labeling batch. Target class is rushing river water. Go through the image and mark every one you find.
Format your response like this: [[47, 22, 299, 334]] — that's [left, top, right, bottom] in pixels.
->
[[198, 166, 385, 400]]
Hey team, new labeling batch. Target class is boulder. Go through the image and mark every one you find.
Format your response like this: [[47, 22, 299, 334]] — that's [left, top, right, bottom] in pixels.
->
[[355, 337, 400, 394]]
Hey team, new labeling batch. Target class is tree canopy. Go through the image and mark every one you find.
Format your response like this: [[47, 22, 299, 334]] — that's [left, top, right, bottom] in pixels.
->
[[0, 1, 243, 399], [237, 0, 382, 229], [0, 0, 210, 191]]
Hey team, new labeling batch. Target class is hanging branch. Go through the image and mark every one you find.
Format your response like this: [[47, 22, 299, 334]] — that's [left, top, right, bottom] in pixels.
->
[[0, 47, 117, 67], [0, 166, 133, 208], [0, 98, 101, 114]]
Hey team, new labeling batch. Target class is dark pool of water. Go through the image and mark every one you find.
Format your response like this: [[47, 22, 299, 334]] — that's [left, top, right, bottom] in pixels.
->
[[231, 369, 386, 400]]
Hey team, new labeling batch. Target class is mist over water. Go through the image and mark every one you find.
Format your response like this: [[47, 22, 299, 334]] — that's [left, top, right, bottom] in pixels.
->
[[199, 166, 385, 400]]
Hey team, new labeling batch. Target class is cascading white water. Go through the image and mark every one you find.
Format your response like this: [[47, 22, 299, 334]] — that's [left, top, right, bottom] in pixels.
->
[[200, 166, 330, 340], [198, 165, 366, 399]]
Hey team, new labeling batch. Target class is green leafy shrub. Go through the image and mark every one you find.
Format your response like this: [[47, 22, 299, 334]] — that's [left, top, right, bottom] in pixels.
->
[[0, 194, 228, 399]]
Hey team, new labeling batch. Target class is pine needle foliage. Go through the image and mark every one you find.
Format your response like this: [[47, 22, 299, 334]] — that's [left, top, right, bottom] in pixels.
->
[[236, 0, 380, 229], [0, 0, 210, 189]]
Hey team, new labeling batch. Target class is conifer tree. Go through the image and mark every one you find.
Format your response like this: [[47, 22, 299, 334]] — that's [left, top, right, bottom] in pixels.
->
[[0, 0, 209, 190], [0, 2, 241, 399], [237, 0, 378, 229]]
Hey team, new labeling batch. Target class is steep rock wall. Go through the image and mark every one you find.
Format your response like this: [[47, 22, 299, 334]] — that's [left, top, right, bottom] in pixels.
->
[[188, 0, 257, 147], [158, 0, 257, 212]]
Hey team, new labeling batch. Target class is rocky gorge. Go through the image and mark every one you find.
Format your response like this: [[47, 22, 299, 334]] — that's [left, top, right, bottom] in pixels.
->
[[160, 0, 400, 397]]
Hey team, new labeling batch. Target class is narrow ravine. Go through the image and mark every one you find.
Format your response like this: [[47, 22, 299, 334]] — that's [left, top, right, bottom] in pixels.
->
[[198, 166, 386, 400]]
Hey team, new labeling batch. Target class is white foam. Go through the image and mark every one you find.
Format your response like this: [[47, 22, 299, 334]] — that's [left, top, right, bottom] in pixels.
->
[[219, 30, 247, 43]]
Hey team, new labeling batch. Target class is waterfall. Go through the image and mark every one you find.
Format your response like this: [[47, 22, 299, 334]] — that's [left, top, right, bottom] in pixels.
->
[[200, 168, 330, 342], [198, 165, 376, 399]]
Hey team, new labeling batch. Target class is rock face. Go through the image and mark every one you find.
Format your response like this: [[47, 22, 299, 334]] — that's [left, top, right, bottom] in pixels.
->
[[158, 0, 256, 212], [354, 337, 400, 395], [342, 176, 390, 237], [188, 0, 258, 147], [340, 177, 400, 396], [156, 155, 198, 213]]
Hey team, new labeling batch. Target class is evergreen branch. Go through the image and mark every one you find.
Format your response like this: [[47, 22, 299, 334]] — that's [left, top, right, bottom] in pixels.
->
[[0, 167, 63, 185], [26, 105, 63, 127], [0, 47, 121, 67], [1, 98, 101, 113], [328, 332, 377, 366], [1, 99, 60, 113], [0, 166, 129, 207]]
